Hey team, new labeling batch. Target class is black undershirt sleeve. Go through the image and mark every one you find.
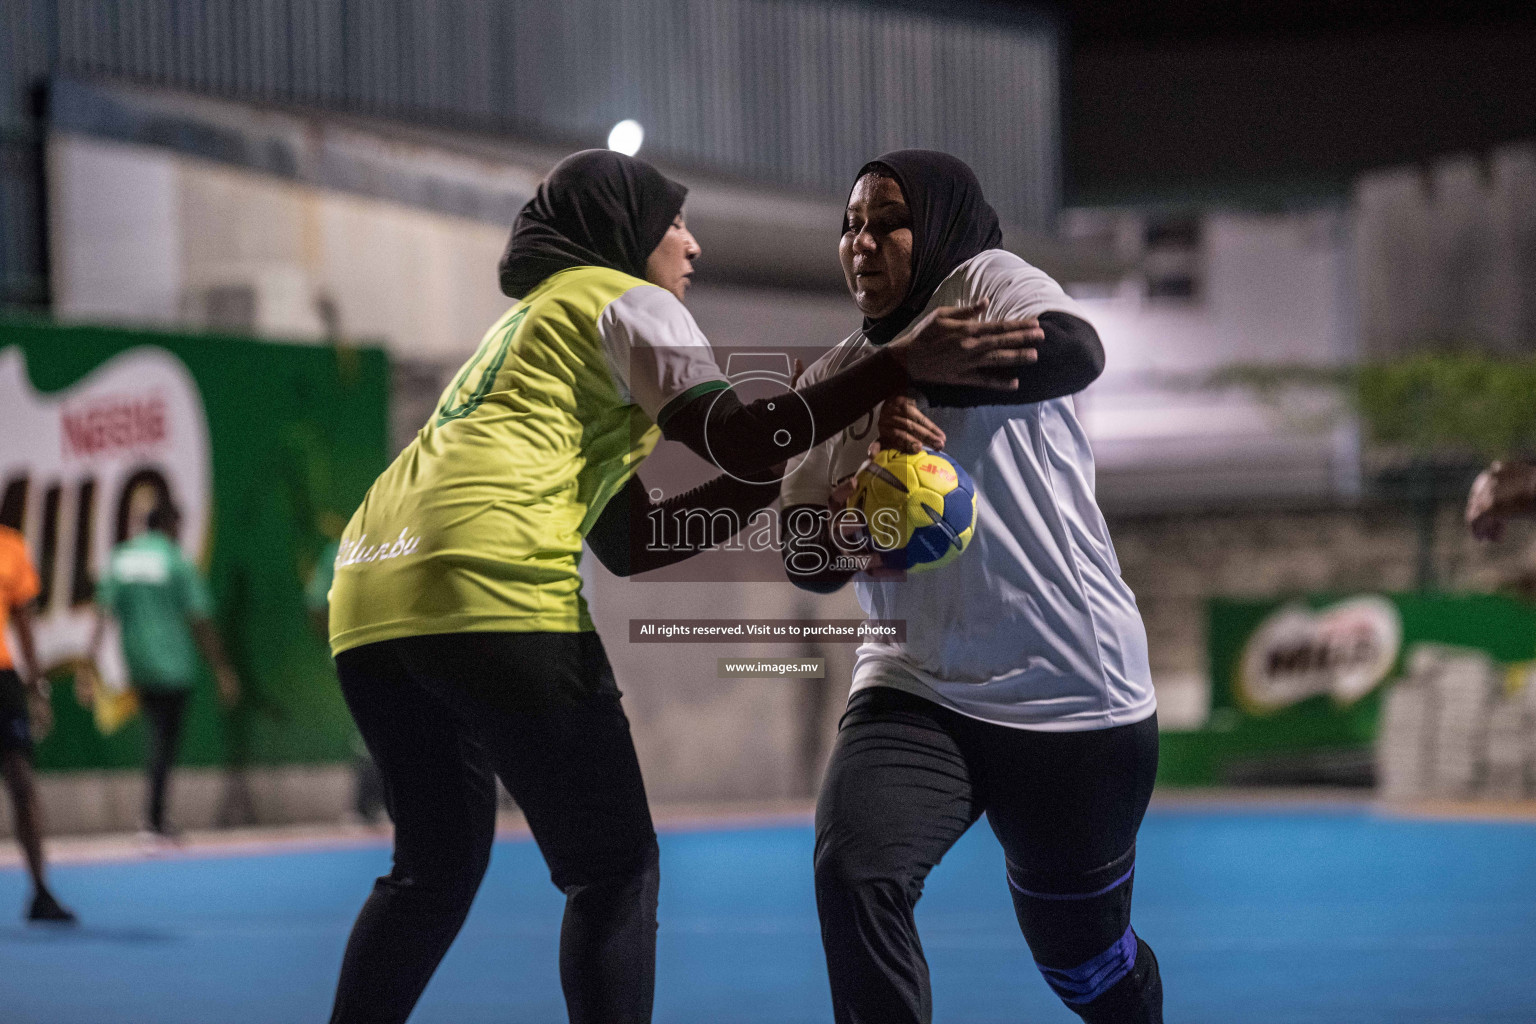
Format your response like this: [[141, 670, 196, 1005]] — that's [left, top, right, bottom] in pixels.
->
[[584, 471, 781, 577], [593, 340, 908, 578], [917, 311, 1102, 407], [659, 347, 909, 478], [647, 312, 1096, 589]]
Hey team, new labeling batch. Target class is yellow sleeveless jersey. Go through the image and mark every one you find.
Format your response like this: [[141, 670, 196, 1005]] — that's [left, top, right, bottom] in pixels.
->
[[329, 266, 728, 654]]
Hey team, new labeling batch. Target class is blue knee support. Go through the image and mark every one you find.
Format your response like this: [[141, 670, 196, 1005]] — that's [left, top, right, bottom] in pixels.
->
[[1035, 925, 1139, 1005]]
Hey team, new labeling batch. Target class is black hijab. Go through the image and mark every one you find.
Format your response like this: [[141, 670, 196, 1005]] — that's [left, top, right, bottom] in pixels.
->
[[847, 150, 1003, 345], [499, 149, 689, 299]]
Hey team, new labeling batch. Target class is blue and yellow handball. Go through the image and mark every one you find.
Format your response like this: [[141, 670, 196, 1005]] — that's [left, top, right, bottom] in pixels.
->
[[848, 447, 977, 573]]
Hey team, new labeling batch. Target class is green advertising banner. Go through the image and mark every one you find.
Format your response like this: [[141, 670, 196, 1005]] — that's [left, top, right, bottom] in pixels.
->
[[0, 318, 389, 771], [1187, 592, 1536, 785]]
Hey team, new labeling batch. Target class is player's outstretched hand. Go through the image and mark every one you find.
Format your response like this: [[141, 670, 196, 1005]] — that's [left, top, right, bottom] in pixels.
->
[[878, 395, 944, 454], [72, 661, 99, 708], [1466, 459, 1536, 541], [886, 299, 1042, 389], [26, 680, 53, 739]]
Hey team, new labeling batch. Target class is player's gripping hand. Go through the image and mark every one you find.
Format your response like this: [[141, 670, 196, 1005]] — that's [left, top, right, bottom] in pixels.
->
[[878, 395, 945, 454], [826, 443, 880, 553], [886, 299, 1042, 389], [827, 443, 907, 580], [72, 661, 99, 709], [216, 665, 242, 708], [1467, 459, 1536, 541]]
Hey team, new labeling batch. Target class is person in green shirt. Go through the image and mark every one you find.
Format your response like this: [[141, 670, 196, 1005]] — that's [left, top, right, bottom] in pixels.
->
[[305, 539, 383, 824], [305, 538, 340, 638], [91, 500, 240, 840]]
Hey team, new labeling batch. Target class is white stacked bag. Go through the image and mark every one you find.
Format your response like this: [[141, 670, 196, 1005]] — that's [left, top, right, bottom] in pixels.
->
[[1375, 643, 1536, 800]]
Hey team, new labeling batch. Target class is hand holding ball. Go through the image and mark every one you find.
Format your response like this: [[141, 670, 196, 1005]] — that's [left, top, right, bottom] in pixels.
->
[[847, 447, 976, 573]]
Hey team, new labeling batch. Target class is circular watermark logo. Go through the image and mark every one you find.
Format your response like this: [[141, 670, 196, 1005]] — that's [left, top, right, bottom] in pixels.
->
[[702, 352, 816, 485]]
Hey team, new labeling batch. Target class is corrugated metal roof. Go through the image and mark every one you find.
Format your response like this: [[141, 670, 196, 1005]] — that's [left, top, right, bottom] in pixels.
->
[[2, 0, 1062, 309]]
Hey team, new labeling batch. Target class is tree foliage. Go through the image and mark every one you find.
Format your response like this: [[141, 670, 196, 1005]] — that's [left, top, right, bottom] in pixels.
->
[[1209, 352, 1536, 461]]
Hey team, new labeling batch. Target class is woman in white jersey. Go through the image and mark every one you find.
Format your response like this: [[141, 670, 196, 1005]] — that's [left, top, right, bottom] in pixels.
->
[[782, 151, 1163, 1024]]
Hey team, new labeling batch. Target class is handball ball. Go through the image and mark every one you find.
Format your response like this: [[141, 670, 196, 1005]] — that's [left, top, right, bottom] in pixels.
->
[[848, 447, 977, 573]]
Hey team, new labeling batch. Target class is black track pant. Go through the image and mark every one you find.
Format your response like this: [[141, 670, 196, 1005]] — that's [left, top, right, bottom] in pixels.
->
[[330, 631, 659, 1024], [136, 688, 189, 833], [815, 686, 1162, 1024]]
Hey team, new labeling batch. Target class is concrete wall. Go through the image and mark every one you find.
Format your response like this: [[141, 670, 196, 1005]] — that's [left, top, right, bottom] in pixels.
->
[[0, 766, 356, 838], [49, 133, 863, 366], [1065, 206, 1361, 510], [50, 133, 514, 359], [1356, 142, 1536, 357]]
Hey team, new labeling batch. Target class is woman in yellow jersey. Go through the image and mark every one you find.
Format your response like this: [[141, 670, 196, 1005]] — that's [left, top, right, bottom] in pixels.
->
[[325, 149, 1044, 1024]]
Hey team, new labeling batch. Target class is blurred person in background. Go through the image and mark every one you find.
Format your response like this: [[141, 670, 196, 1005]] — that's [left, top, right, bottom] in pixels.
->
[[782, 151, 1162, 1024], [306, 538, 385, 825], [306, 539, 342, 641], [1466, 459, 1536, 541], [89, 499, 240, 844], [0, 524, 76, 923], [323, 148, 1039, 1024]]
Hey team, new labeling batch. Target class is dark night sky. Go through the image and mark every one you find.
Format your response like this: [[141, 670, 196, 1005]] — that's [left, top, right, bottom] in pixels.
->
[[1052, 1, 1536, 45], [999, 2, 1536, 205]]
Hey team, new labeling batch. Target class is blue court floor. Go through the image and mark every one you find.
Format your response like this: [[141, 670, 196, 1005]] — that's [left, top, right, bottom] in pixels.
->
[[2, 807, 1534, 1023]]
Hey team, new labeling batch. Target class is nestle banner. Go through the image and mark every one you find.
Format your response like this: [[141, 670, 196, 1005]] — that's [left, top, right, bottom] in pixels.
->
[[0, 320, 389, 771], [1204, 593, 1536, 785]]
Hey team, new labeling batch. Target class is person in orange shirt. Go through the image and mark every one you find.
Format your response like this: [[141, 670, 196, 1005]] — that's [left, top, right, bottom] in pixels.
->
[[0, 524, 75, 923]]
